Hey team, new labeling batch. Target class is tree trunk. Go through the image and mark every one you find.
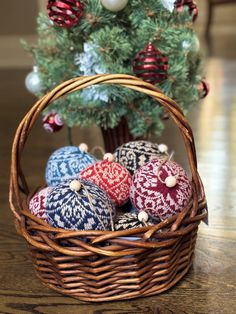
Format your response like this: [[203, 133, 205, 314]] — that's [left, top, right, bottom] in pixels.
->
[[101, 118, 135, 152]]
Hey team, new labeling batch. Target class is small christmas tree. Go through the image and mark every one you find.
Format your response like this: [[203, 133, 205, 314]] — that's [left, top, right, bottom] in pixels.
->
[[23, 0, 206, 151]]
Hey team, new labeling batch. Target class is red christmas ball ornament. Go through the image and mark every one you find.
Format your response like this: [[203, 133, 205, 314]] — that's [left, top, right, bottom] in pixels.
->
[[198, 79, 210, 98], [47, 0, 84, 28], [80, 157, 132, 207], [132, 42, 169, 85], [175, 0, 198, 22], [130, 159, 193, 220], [43, 112, 64, 133]]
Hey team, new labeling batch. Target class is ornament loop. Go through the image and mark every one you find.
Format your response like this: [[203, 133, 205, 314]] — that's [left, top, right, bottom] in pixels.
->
[[156, 157, 179, 187]]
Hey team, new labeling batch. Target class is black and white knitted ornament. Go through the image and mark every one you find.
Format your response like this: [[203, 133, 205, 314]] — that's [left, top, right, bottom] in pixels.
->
[[46, 179, 115, 231], [114, 211, 157, 231], [114, 140, 168, 174]]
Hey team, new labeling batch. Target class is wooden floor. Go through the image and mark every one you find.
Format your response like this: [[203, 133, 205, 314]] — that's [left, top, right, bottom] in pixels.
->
[[1, 37, 236, 313]]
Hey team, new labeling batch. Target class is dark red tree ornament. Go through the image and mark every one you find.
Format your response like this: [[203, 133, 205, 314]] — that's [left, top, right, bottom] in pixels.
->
[[132, 42, 169, 85], [43, 112, 64, 133], [47, 0, 84, 28], [198, 79, 210, 99], [175, 0, 198, 22]]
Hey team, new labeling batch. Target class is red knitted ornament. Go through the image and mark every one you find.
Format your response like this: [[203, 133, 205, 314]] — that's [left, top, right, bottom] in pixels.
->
[[175, 0, 198, 22], [80, 160, 132, 206], [130, 159, 192, 220], [29, 187, 52, 220], [47, 0, 84, 28], [132, 42, 168, 84]]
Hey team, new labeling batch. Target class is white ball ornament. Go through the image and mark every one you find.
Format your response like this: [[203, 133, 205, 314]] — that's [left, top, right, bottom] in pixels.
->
[[69, 180, 82, 192], [100, 0, 128, 12], [138, 211, 149, 223], [25, 66, 43, 94], [79, 143, 88, 153], [103, 153, 114, 162], [165, 176, 177, 188]]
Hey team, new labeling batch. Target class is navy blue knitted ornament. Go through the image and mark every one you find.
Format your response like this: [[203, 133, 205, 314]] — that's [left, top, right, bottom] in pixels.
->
[[114, 141, 168, 174], [46, 179, 115, 231], [45, 146, 96, 186]]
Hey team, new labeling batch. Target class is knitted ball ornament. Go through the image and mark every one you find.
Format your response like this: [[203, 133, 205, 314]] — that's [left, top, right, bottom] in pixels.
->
[[29, 187, 52, 221], [45, 146, 96, 186], [46, 179, 115, 231], [114, 212, 156, 231], [130, 159, 192, 220], [114, 140, 168, 175], [80, 160, 132, 206]]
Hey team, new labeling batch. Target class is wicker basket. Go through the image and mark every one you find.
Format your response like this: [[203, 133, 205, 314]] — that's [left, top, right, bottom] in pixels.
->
[[9, 74, 207, 302]]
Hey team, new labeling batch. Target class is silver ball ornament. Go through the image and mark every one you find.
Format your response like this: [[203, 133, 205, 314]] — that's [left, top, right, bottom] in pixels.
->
[[100, 0, 128, 12], [182, 36, 200, 53], [25, 66, 43, 94]]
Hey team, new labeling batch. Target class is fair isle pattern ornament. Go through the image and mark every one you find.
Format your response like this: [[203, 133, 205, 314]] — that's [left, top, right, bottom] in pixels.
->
[[45, 145, 96, 186], [29, 187, 52, 221], [114, 141, 168, 175], [46, 179, 115, 231], [114, 212, 157, 231], [130, 159, 192, 220], [80, 156, 132, 207]]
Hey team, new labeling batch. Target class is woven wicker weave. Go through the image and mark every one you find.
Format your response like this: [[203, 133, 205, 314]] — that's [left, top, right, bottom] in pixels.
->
[[9, 74, 207, 302]]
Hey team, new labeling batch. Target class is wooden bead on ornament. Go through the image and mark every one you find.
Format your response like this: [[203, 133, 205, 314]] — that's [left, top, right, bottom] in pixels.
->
[[133, 42, 168, 84], [80, 155, 132, 206], [114, 140, 168, 175], [114, 212, 156, 231], [29, 187, 52, 221], [130, 159, 192, 220], [79, 143, 88, 153], [46, 179, 115, 231], [47, 0, 84, 28], [45, 145, 97, 186]]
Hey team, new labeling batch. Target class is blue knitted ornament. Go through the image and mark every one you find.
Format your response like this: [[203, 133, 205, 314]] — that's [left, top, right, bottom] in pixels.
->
[[45, 145, 96, 186], [114, 141, 168, 175], [46, 179, 115, 231]]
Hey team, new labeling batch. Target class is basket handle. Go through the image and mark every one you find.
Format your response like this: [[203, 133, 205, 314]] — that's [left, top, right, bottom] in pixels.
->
[[9, 74, 204, 222]]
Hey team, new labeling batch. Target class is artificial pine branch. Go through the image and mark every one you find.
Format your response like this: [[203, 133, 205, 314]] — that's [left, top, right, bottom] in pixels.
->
[[23, 0, 204, 137]]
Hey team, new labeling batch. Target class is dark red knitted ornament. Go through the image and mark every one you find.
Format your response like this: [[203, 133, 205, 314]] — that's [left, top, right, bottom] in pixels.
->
[[80, 158, 132, 207], [175, 0, 198, 22], [43, 112, 64, 133], [130, 159, 192, 220], [132, 42, 169, 85], [198, 79, 210, 99], [47, 0, 84, 28]]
